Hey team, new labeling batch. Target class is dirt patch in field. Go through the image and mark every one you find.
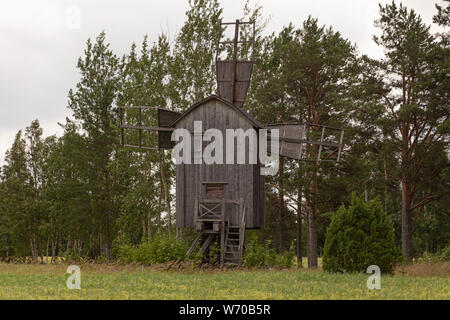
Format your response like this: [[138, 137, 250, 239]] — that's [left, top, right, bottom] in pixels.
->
[[395, 261, 450, 278]]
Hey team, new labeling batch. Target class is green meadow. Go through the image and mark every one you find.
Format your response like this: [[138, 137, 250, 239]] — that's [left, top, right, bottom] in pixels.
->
[[0, 263, 448, 300]]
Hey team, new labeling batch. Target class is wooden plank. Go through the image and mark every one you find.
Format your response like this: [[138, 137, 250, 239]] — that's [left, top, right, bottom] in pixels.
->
[[158, 108, 180, 126], [186, 233, 201, 258], [121, 125, 174, 132], [216, 61, 253, 106], [194, 197, 198, 230], [235, 62, 253, 81], [158, 108, 180, 149], [199, 234, 215, 255]]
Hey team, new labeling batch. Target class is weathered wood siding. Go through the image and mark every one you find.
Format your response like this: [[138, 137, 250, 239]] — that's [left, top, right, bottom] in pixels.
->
[[175, 98, 265, 229]]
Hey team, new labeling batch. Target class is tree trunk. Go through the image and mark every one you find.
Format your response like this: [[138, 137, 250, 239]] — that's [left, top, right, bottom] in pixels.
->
[[364, 180, 368, 202], [157, 184, 163, 227], [46, 237, 49, 264], [160, 153, 172, 238], [67, 234, 71, 253], [307, 206, 318, 268], [147, 162, 152, 242], [105, 211, 111, 260], [307, 174, 318, 269], [51, 238, 56, 263], [296, 186, 303, 268], [39, 236, 44, 264], [401, 178, 413, 262], [279, 157, 286, 253], [5, 235, 9, 258], [384, 156, 388, 213], [29, 230, 38, 263], [147, 206, 152, 243]]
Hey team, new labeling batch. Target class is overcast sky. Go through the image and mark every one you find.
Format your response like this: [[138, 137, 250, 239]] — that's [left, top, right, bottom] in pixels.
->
[[0, 0, 445, 165]]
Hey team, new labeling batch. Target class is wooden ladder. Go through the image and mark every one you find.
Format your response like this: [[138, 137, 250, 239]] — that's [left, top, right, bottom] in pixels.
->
[[223, 205, 246, 266]]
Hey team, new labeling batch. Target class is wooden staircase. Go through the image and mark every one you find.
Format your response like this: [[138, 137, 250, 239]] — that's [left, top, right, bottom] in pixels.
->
[[223, 226, 242, 264], [223, 205, 246, 266], [186, 196, 246, 266]]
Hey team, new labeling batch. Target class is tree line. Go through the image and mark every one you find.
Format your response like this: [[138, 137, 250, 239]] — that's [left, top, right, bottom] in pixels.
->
[[0, 0, 448, 265]]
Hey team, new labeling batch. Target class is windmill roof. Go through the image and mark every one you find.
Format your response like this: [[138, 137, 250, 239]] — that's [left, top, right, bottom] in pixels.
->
[[169, 95, 263, 128]]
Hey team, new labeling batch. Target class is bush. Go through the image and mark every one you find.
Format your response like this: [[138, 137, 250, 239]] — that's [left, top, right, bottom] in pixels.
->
[[243, 239, 294, 268], [323, 194, 400, 273], [208, 240, 220, 264], [64, 251, 89, 264], [115, 233, 194, 265], [440, 245, 450, 261], [415, 245, 450, 263]]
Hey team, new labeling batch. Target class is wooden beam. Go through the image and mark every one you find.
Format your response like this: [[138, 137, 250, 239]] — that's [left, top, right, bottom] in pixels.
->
[[120, 125, 174, 132], [186, 233, 202, 258]]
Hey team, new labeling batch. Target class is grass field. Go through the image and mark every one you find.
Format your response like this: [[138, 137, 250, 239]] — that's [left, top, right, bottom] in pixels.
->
[[0, 263, 449, 300]]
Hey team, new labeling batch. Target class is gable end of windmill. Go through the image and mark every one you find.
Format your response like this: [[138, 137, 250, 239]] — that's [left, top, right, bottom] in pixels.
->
[[169, 95, 263, 129]]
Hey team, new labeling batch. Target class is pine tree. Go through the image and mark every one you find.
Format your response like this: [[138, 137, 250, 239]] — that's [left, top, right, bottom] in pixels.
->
[[249, 17, 357, 267], [367, 2, 449, 261]]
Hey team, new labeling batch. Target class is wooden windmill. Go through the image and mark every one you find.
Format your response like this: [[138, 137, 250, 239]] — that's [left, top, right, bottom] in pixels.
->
[[119, 20, 344, 266]]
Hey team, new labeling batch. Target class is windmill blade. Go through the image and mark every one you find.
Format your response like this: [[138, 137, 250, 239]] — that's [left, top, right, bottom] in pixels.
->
[[216, 19, 255, 107], [266, 123, 344, 163], [119, 106, 179, 151], [157, 108, 181, 149], [216, 61, 253, 108]]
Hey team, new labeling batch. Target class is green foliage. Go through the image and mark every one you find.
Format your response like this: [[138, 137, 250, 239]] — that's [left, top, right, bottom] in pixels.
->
[[440, 245, 450, 261], [115, 234, 193, 265], [64, 252, 89, 264], [415, 245, 450, 263], [243, 239, 294, 268], [208, 240, 220, 264], [323, 194, 400, 273], [170, 0, 223, 106]]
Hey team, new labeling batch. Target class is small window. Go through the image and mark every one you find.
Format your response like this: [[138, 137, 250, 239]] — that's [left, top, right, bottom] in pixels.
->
[[206, 186, 224, 198], [202, 182, 228, 199]]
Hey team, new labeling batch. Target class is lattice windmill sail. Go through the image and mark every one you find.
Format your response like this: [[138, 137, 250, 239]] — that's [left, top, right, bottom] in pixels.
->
[[267, 123, 344, 163], [119, 106, 179, 150], [118, 19, 344, 266]]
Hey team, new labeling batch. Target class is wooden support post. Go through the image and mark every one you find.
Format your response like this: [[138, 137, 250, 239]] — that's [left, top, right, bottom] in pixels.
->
[[231, 19, 239, 105], [186, 233, 201, 258], [199, 234, 215, 256], [239, 199, 245, 265], [194, 197, 199, 230]]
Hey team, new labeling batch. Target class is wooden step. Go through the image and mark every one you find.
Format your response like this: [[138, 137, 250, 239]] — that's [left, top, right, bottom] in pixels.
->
[[224, 255, 239, 260], [225, 256, 239, 260]]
